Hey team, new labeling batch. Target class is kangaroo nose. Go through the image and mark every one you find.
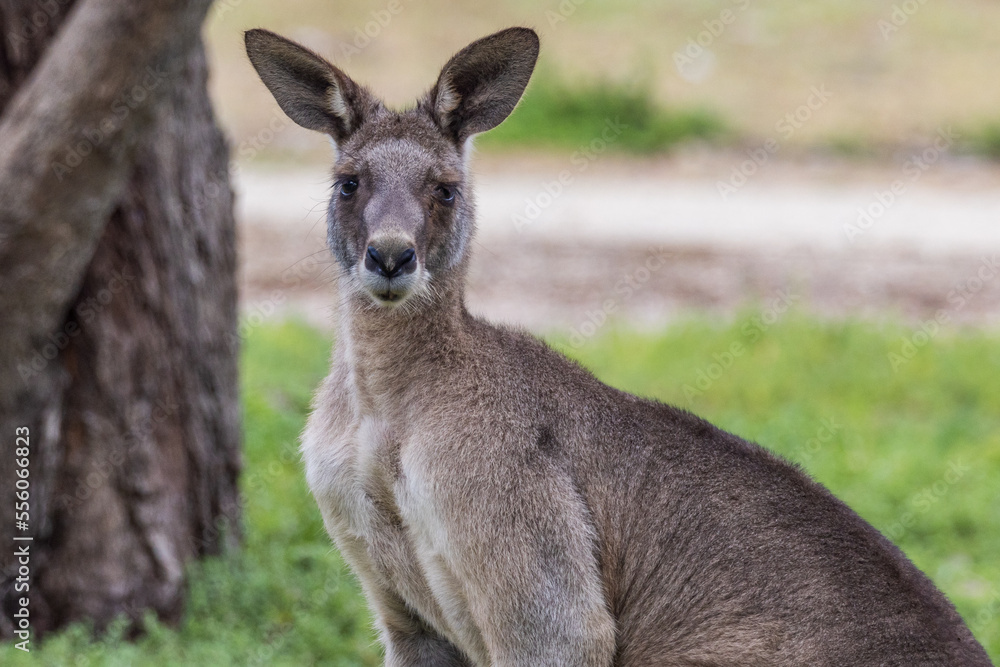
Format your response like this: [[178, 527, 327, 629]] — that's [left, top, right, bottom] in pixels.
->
[[365, 245, 417, 278]]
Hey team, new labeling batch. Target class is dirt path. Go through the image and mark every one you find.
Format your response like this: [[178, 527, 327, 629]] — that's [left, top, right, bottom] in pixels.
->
[[236, 150, 1000, 333]]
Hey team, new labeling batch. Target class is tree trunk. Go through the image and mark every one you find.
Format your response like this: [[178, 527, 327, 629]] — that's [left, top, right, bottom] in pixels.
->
[[0, 0, 240, 638]]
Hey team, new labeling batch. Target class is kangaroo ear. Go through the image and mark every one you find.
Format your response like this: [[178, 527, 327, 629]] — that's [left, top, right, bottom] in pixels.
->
[[427, 27, 539, 144], [245, 29, 377, 143]]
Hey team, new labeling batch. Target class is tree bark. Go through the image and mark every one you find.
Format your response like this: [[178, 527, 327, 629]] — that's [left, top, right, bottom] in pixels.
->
[[0, 0, 240, 637]]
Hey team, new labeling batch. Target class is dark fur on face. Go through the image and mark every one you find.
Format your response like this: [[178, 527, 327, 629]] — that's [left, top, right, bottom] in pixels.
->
[[326, 111, 471, 287]]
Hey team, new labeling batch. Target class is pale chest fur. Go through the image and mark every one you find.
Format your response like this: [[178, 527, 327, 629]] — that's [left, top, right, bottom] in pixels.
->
[[301, 372, 489, 663]]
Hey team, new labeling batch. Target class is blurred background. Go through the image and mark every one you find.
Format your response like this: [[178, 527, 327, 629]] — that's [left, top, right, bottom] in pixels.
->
[[3, 0, 998, 664], [218, 0, 1000, 331]]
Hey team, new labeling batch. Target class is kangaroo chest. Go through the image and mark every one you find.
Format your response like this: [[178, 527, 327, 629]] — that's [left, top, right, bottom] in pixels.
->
[[313, 415, 430, 595], [304, 411, 486, 660]]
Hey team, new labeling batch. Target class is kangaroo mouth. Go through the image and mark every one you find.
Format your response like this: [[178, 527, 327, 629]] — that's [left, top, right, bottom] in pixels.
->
[[376, 290, 403, 303], [361, 272, 417, 307]]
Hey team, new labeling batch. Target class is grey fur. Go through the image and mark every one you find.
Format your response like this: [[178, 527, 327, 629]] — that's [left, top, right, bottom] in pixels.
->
[[245, 27, 992, 666]]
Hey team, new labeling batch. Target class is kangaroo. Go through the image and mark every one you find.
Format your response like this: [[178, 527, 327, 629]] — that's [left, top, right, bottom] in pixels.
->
[[245, 27, 991, 667]]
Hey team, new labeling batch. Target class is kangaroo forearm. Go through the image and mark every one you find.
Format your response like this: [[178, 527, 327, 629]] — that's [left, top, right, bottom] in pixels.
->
[[384, 629, 472, 667]]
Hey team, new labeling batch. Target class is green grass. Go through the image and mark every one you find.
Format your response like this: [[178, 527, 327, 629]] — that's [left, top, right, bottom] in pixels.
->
[[478, 72, 728, 154], [963, 121, 1000, 161], [5, 315, 999, 663]]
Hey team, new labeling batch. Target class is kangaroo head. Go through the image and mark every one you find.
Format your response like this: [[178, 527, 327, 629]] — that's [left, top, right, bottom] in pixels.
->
[[245, 27, 539, 310]]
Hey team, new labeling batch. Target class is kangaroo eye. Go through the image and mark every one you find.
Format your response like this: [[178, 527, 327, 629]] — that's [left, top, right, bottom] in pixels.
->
[[435, 185, 455, 203], [340, 178, 359, 198]]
